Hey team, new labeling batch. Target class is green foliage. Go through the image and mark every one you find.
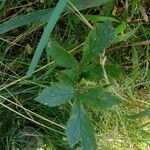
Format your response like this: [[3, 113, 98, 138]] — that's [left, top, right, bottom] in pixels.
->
[[82, 21, 116, 65], [0, 0, 6, 10], [84, 15, 119, 22], [79, 87, 121, 110], [0, 0, 111, 35], [114, 22, 127, 34], [34, 21, 126, 149], [66, 101, 96, 150], [49, 41, 78, 68], [27, 0, 68, 77], [1, 0, 148, 149], [71, 0, 112, 10], [0, 9, 52, 34], [35, 83, 75, 107]]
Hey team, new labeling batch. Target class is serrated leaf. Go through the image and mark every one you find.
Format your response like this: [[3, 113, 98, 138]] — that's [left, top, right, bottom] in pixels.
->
[[82, 21, 117, 65], [49, 41, 78, 68], [66, 101, 96, 150], [79, 87, 121, 110], [35, 83, 75, 107]]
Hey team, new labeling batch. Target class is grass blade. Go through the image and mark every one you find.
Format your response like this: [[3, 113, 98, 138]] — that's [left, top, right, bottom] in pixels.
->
[[0, 9, 52, 34], [0, 0, 111, 35], [26, 0, 68, 77]]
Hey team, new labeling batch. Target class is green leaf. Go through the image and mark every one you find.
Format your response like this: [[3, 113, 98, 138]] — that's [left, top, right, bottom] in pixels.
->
[[83, 64, 103, 80], [56, 69, 77, 86], [66, 101, 96, 150], [79, 87, 121, 110], [35, 83, 75, 107], [116, 26, 139, 43], [106, 64, 124, 79], [26, 0, 68, 77], [84, 15, 119, 23], [49, 41, 78, 68], [82, 21, 117, 65], [129, 108, 150, 119], [114, 22, 127, 35]]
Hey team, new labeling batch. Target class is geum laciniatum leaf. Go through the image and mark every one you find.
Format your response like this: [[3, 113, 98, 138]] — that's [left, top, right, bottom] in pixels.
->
[[79, 87, 121, 110], [49, 41, 78, 68], [82, 21, 117, 65], [35, 83, 75, 107], [66, 100, 96, 150]]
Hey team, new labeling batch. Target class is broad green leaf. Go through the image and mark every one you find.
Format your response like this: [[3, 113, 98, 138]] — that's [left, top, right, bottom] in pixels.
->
[[0, 0, 112, 35], [66, 101, 96, 150], [79, 87, 121, 110], [129, 108, 150, 119], [49, 41, 78, 68], [35, 83, 75, 107], [82, 21, 117, 65], [27, 0, 68, 77]]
